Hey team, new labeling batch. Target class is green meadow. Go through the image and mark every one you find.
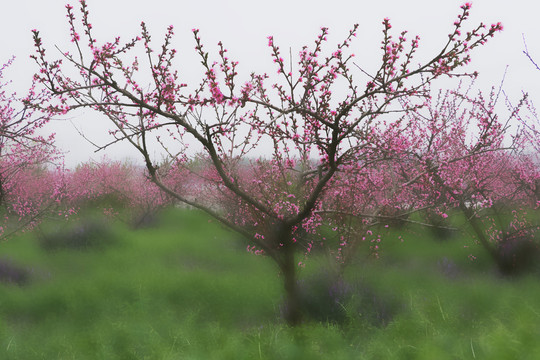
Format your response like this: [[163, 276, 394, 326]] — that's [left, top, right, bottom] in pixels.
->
[[0, 209, 539, 359]]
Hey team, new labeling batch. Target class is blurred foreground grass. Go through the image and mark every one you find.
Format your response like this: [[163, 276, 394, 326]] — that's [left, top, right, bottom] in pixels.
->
[[0, 209, 539, 359]]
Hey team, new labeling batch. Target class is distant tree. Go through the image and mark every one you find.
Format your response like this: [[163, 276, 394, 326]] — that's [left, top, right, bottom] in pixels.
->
[[32, 1, 502, 325], [66, 159, 176, 225]]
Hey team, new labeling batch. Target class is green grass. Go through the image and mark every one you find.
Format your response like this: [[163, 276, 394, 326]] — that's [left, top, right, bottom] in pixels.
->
[[0, 208, 539, 359]]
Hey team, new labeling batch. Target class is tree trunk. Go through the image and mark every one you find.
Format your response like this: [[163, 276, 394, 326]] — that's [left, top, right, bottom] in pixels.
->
[[280, 244, 302, 326]]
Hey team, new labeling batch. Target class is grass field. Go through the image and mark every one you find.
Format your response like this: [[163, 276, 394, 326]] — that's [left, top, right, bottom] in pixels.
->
[[0, 209, 539, 359]]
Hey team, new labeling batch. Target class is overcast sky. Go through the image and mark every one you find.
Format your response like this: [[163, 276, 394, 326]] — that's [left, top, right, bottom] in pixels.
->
[[2, 0, 539, 166]]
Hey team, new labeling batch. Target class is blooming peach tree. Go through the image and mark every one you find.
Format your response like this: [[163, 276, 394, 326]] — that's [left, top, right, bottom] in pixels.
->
[[398, 81, 540, 274], [32, 1, 502, 324], [0, 58, 63, 237]]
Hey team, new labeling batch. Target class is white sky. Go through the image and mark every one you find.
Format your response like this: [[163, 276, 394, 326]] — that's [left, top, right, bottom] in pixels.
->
[[2, 0, 539, 166]]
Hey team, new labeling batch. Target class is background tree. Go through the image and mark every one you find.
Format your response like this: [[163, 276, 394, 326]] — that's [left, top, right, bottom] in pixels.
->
[[0, 58, 61, 237], [399, 82, 540, 275], [32, 1, 502, 325]]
